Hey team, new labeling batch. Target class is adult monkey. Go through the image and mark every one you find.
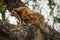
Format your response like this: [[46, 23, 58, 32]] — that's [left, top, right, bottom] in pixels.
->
[[12, 7, 44, 26]]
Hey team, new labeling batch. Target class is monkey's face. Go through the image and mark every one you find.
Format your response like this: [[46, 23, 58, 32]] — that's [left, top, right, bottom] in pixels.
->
[[12, 9, 28, 21], [12, 7, 26, 13], [12, 8, 24, 17], [12, 9, 19, 17]]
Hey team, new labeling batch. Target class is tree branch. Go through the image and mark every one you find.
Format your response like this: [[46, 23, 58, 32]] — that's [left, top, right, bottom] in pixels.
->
[[0, 20, 60, 40]]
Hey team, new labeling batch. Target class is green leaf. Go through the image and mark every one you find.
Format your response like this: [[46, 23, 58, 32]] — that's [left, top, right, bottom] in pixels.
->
[[50, 11, 53, 16], [0, 2, 6, 13], [33, 0, 37, 2], [54, 17, 60, 23], [33, 6, 35, 9]]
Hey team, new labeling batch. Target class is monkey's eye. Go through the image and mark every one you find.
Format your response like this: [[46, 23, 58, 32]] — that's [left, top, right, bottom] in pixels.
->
[[14, 9, 20, 13], [14, 10, 18, 12], [14, 9, 22, 14]]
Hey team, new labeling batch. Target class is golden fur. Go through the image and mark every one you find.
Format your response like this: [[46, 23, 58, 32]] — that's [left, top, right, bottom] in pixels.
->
[[12, 7, 44, 26]]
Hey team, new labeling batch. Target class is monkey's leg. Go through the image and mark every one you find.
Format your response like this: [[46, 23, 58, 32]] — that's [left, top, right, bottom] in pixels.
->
[[18, 16, 27, 26], [21, 20, 27, 26]]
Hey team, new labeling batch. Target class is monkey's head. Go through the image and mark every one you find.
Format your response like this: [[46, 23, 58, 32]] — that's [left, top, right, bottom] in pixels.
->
[[12, 7, 29, 22], [12, 9, 20, 17], [12, 7, 26, 13], [12, 7, 27, 16]]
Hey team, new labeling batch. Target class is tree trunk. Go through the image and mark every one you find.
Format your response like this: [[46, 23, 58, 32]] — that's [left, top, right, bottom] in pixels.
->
[[2, 11, 5, 21]]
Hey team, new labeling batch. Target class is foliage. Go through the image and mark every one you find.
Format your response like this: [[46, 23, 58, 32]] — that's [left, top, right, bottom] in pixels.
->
[[33, 0, 37, 2], [54, 17, 60, 23], [0, 2, 6, 13]]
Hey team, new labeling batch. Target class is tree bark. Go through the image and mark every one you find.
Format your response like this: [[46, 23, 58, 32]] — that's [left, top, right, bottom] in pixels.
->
[[0, 20, 60, 40]]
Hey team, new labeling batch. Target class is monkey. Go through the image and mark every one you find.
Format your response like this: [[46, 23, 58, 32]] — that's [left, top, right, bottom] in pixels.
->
[[12, 7, 44, 26], [12, 7, 33, 26]]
